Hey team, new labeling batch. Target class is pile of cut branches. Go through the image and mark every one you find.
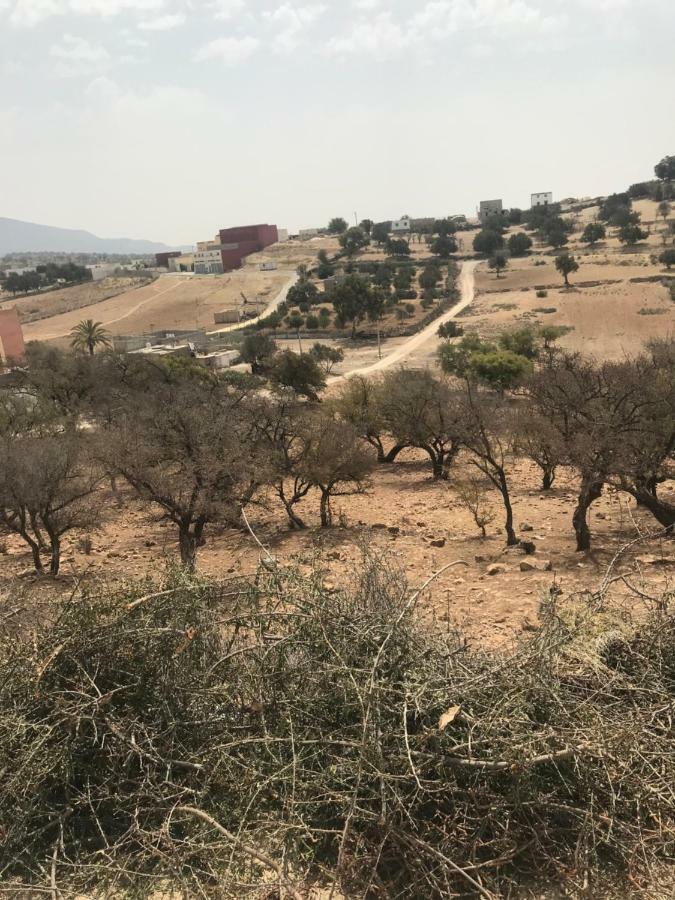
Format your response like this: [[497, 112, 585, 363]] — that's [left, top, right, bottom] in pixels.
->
[[1, 554, 674, 898]]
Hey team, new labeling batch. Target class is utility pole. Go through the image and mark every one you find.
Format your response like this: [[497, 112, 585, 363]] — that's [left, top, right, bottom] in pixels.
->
[[354, 211, 358, 226]]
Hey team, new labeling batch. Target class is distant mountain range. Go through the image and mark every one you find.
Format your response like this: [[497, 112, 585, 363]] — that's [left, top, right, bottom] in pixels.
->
[[0, 217, 175, 256]]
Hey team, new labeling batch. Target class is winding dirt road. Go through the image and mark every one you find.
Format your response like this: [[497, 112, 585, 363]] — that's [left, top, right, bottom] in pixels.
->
[[207, 273, 299, 335], [328, 260, 477, 383]]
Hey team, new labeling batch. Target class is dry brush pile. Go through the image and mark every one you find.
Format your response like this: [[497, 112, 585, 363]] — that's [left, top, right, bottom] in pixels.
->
[[1, 552, 675, 898]]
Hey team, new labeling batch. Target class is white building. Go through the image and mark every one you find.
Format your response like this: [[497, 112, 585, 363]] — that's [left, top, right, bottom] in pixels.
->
[[277, 228, 289, 243], [87, 263, 118, 281], [299, 228, 319, 240], [194, 248, 223, 275], [391, 216, 411, 234], [531, 192, 553, 208]]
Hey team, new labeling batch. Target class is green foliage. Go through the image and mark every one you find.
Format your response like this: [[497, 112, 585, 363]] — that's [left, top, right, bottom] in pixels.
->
[[69, 319, 112, 356], [542, 217, 569, 248], [338, 226, 370, 257], [498, 326, 539, 359], [555, 252, 579, 285], [473, 229, 503, 256], [655, 155, 675, 181], [286, 312, 305, 331], [327, 217, 348, 235], [432, 218, 457, 237], [468, 349, 533, 393], [316, 249, 334, 279], [268, 349, 326, 399], [371, 222, 390, 245], [287, 278, 319, 307], [599, 193, 632, 223], [240, 333, 277, 373], [331, 274, 385, 337], [437, 320, 463, 339], [359, 218, 373, 234], [437, 332, 494, 378], [309, 342, 344, 374], [582, 222, 606, 246], [489, 252, 508, 276], [305, 314, 319, 330], [508, 208, 522, 225], [659, 249, 675, 270], [507, 232, 533, 257], [430, 233, 458, 257], [419, 262, 442, 291], [618, 223, 648, 245], [385, 237, 411, 257]]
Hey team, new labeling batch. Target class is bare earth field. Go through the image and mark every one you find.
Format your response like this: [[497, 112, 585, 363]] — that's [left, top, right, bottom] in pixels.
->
[[2, 451, 673, 650], [0, 276, 153, 324], [21, 239, 333, 343]]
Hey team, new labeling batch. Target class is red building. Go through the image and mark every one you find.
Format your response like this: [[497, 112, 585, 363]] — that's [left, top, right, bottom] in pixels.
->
[[0, 308, 25, 363], [218, 224, 278, 271]]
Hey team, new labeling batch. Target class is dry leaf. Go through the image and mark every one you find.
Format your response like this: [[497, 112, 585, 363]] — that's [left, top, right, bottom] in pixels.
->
[[438, 705, 461, 731]]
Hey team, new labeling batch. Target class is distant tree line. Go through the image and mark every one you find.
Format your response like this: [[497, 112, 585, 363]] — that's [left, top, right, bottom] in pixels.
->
[[1, 261, 92, 295]]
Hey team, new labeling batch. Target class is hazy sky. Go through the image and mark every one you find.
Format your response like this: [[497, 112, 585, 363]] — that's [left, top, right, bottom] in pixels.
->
[[1, 0, 674, 246]]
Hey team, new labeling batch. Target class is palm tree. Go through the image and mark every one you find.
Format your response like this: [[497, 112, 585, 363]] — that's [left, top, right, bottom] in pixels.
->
[[70, 319, 112, 356]]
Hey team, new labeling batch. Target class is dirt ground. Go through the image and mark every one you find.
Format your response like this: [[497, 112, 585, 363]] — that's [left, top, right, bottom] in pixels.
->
[[20, 239, 335, 343], [0, 276, 153, 324], [2, 450, 673, 649]]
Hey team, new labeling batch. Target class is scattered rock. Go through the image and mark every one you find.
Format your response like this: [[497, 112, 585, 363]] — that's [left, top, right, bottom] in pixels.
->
[[371, 523, 387, 530], [636, 555, 675, 567], [519, 559, 537, 572], [487, 564, 506, 576], [474, 554, 486, 563], [387, 526, 400, 536], [595, 512, 607, 520], [520, 523, 534, 532], [520, 541, 537, 555], [430, 538, 446, 548], [416, 521, 427, 528], [327, 551, 342, 561], [144, 540, 156, 547]]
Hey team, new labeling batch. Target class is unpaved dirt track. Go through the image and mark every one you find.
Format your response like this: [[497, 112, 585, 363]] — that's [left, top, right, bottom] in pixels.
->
[[328, 260, 477, 383], [207, 273, 299, 335]]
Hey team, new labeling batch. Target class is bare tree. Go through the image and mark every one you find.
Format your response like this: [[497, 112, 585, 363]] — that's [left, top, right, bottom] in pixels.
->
[[379, 368, 463, 480], [300, 414, 376, 526], [454, 474, 496, 538], [459, 386, 519, 546], [331, 374, 408, 464], [514, 408, 566, 490], [0, 433, 101, 575], [107, 381, 259, 569], [528, 353, 651, 551], [252, 394, 313, 529]]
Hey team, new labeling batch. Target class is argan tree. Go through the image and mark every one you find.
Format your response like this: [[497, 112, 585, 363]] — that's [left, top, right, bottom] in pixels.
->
[[0, 432, 101, 575], [107, 381, 258, 570], [331, 374, 408, 464], [582, 222, 606, 247], [300, 414, 375, 526], [555, 252, 579, 287], [378, 368, 463, 480]]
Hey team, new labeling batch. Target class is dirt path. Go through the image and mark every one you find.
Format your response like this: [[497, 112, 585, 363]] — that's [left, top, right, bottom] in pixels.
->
[[207, 273, 299, 335], [328, 260, 477, 383]]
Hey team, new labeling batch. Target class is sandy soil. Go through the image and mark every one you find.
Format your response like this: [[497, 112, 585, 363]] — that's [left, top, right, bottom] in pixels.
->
[[0, 276, 153, 324], [21, 239, 336, 342], [3, 452, 673, 649]]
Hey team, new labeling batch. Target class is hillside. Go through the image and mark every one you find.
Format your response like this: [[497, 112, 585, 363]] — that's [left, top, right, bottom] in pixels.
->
[[0, 217, 173, 255]]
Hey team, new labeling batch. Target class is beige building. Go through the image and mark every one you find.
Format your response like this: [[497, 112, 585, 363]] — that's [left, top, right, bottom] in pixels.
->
[[167, 253, 195, 272]]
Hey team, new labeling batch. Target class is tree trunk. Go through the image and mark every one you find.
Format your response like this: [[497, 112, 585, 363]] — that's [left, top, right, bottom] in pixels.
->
[[542, 467, 555, 491], [49, 536, 61, 577], [319, 489, 332, 527], [497, 471, 518, 546], [382, 443, 407, 464], [30, 540, 44, 574], [630, 484, 675, 532], [573, 480, 603, 552], [422, 446, 447, 481], [179, 524, 198, 571]]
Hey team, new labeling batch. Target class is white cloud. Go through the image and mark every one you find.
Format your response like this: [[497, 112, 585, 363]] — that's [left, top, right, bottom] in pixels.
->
[[265, 2, 326, 52], [326, 12, 410, 57], [10, 0, 163, 27], [208, 0, 244, 20], [50, 32, 111, 76], [194, 34, 259, 64], [51, 31, 108, 59], [138, 12, 185, 30]]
